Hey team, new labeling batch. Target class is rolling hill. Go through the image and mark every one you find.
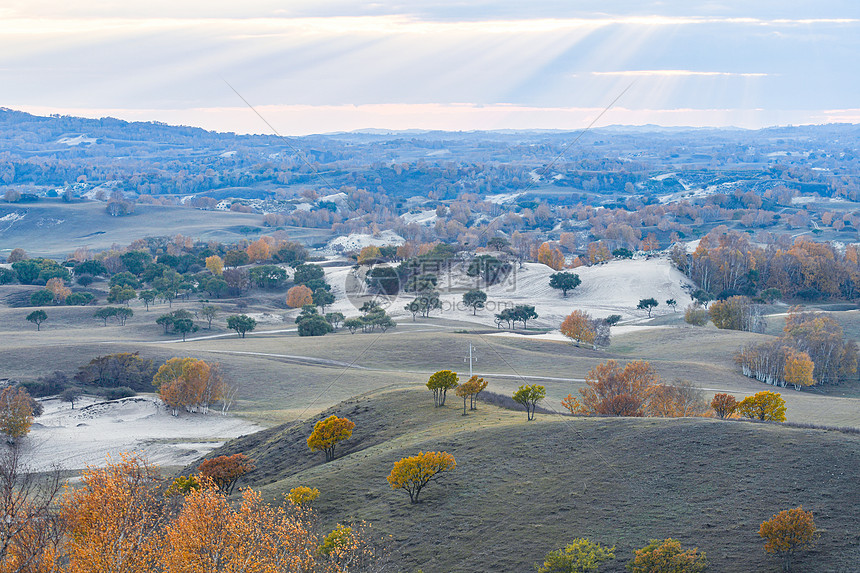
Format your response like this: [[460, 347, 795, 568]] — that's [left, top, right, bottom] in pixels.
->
[[197, 387, 860, 573]]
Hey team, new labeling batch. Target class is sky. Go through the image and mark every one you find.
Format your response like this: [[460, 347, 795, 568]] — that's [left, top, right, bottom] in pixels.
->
[[3, 1, 860, 134]]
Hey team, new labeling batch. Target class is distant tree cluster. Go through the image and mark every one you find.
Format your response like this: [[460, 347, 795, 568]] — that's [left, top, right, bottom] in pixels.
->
[[737, 307, 857, 388], [344, 301, 396, 334], [495, 305, 538, 329]]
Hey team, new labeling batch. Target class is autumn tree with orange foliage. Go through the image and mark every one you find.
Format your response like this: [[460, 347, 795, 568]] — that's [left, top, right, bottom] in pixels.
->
[[245, 238, 271, 263], [163, 484, 318, 573], [711, 393, 738, 419], [286, 285, 314, 308], [537, 242, 565, 270], [562, 360, 658, 417], [307, 415, 356, 462], [62, 453, 166, 573], [197, 454, 256, 495], [152, 357, 227, 415], [45, 277, 71, 303], [560, 310, 596, 348], [647, 380, 708, 418], [759, 507, 817, 572], [57, 454, 382, 573]]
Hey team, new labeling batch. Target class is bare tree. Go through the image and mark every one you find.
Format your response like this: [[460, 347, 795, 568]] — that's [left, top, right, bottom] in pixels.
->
[[0, 446, 64, 572]]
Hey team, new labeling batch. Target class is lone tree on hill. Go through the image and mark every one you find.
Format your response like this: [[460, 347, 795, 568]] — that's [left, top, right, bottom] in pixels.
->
[[637, 298, 659, 318], [549, 272, 581, 297], [666, 298, 677, 312], [226, 314, 256, 338], [386, 451, 456, 503], [512, 384, 546, 421], [25, 310, 47, 331], [427, 370, 459, 407], [462, 289, 487, 315], [307, 415, 356, 462], [759, 506, 817, 573]]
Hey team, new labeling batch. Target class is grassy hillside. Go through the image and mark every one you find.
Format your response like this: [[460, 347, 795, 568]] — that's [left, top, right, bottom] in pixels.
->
[[201, 388, 860, 573], [0, 201, 333, 257]]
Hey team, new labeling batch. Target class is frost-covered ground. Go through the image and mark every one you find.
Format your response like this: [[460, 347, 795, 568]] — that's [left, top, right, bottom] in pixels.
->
[[23, 396, 261, 471]]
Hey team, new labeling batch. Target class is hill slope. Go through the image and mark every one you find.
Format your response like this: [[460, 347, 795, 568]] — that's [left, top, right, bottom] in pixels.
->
[[198, 388, 860, 572]]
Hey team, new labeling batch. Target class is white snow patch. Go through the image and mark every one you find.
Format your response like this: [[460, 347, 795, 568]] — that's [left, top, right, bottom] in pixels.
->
[[0, 212, 25, 224], [219, 150, 237, 158], [24, 396, 262, 471], [322, 231, 405, 255], [57, 134, 97, 146], [245, 312, 285, 324], [486, 192, 524, 205], [401, 210, 438, 225]]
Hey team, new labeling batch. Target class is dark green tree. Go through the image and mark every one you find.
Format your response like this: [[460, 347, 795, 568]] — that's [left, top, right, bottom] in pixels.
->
[[226, 314, 256, 338], [549, 272, 582, 297], [26, 310, 47, 331], [637, 298, 659, 318], [462, 289, 487, 315]]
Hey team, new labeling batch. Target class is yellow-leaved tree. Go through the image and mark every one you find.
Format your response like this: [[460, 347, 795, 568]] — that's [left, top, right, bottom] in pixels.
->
[[759, 506, 817, 573], [783, 349, 815, 390], [0, 387, 35, 442], [286, 285, 314, 308], [162, 484, 318, 573], [205, 255, 224, 276], [357, 245, 382, 264], [736, 390, 787, 422], [629, 538, 707, 573], [307, 415, 356, 462], [61, 453, 165, 573], [288, 486, 320, 506], [387, 451, 456, 503], [454, 375, 487, 415], [426, 370, 459, 407]]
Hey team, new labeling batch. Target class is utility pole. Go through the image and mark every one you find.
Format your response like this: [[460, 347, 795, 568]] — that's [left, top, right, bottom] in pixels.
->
[[464, 342, 476, 378]]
